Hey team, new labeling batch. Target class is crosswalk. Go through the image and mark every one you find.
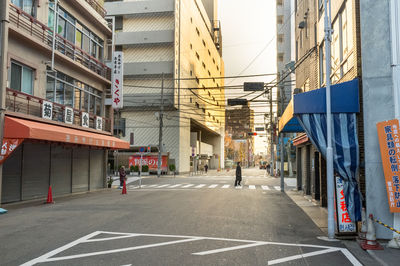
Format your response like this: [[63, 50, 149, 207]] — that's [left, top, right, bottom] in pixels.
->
[[127, 184, 283, 191]]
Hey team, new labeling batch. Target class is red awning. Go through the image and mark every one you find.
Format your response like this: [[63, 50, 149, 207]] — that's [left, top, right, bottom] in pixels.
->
[[4, 116, 129, 149]]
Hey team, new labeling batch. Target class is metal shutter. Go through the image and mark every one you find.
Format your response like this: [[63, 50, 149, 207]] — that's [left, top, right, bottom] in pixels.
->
[[51, 145, 72, 196], [21, 143, 50, 200], [72, 147, 89, 192], [2, 145, 22, 203], [90, 149, 104, 190]]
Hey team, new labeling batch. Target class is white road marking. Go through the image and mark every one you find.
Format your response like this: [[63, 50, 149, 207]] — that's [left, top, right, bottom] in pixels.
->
[[195, 184, 206, 188], [261, 186, 270, 190], [168, 184, 183, 188], [193, 242, 266, 255], [120, 264, 132, 266], [182, 184, 194, 188], [156, 184, 170, 188], [208, 184, 218, 188], [274, 186, 281, 191], [249, 185, 256, 190], [147, 184, 158, 188], [267, 248, 338, 265], [221, 185, 230, 189]]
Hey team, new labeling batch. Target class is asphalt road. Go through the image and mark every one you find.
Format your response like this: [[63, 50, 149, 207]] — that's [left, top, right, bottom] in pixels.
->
[[0, 168, 362, 266]]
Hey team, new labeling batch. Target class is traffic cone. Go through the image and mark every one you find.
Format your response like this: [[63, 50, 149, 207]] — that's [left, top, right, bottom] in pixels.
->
[[359, 208, 367, 240], [122, 180, 127, 195], [46, 185, 54, 204], [360, 214, 383, 250]]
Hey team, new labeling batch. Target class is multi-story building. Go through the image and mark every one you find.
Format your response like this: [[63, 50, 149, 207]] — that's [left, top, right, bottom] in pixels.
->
[[0, 0, 129, 204], [225, 105, 255, 167], [279, 0, 362, 208], [104, 0, 225, 174]]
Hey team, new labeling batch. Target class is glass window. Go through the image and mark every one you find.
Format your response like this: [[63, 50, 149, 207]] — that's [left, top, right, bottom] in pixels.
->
[[66, 22, 75, 43], [12, 0, 36, 17], [10, 62, 33, 95], [95, 97, 101, 116], [83, 90, 89, 111], [89, 94, 95, 114], [64, 84, 74, 107], [56, 80, 64, 104], [46, 76, 55, 102], [83, 33, 90, 54], [57, 17, 66, 36], [76, 30, 82, 49], [74, 87, 81, 109]]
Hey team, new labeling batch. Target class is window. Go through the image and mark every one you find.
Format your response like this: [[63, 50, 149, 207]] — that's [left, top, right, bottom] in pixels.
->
[[278, 53, 284, 62], [277, 15, 283, 24], [12, 0, 36, 17], [278, 34, 284, 43], [196, 27, 200, 36], [196, 52, 200, 60], [46, 70, 103, 115], [10, 61, 33, 95], [277, 0, 283, 6], [319, 42, 325, 86]]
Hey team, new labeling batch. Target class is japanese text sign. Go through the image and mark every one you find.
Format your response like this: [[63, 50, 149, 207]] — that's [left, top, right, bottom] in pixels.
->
[[42, 101, 53, 120], [112, 51, 123, 109], [335, 176, 357, 233], [96, 117, 103, 131], [0, 138, 23, 164], [129, 155, 168, 170], [64, 107, 74, 124], [81, 112, 90, 128], [377, 119, 400, 212]]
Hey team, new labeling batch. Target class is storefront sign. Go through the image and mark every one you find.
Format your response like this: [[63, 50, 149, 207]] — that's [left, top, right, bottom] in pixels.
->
[[377, 119, 400, 212], [64, 107, 74, 124], [42, 101, 53, 120], [129, 155, 168, 170], [96, 117, 103, 131], [112, 51, 123, 109], [335, 176, 357, 233], [81, 112, 89, 128], [0, 138, 23, 164]]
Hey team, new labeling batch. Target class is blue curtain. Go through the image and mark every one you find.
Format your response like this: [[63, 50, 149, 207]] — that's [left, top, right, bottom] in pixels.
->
[[296, 113, 362, 222]]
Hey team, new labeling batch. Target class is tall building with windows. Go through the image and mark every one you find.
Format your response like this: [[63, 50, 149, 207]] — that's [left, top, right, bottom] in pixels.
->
[[104, 0, 225, 173], [0, 0, 129, 204]]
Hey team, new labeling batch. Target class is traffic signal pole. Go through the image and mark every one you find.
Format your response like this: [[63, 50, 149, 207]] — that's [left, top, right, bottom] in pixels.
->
[[270, 87, 274, 176]]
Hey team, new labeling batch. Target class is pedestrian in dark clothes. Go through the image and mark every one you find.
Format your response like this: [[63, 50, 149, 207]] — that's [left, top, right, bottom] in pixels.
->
[[119, 166, 126, 189], [205, 164, 208, 173], [235, 162, 242, 188]]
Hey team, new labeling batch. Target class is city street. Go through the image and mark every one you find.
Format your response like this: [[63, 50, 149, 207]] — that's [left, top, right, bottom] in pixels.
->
[[0, 168, 361, 266]]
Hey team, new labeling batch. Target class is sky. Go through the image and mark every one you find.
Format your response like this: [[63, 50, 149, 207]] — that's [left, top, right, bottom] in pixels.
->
[[218, 0, 277, 155]]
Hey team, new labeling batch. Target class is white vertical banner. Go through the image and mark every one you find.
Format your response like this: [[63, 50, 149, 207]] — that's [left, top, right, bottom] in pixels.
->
[[112, 51, 123, 109]]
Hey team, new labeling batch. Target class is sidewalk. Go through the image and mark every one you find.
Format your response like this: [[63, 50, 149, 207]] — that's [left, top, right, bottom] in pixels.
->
[[285, 186, 400, 266]]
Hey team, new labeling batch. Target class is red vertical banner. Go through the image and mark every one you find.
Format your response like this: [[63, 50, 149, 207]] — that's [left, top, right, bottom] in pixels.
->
[[377, 119, 400, 213], [0, 138, 23, 164]]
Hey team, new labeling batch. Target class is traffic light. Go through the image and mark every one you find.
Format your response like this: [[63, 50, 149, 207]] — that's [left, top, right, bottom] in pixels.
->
[[247, 132, 257, 136]]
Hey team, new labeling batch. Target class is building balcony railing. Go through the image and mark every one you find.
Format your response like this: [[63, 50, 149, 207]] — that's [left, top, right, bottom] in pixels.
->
[[9, 4, 111, 80], [6, 88, 112, 133], [84, 0, 107, 18]]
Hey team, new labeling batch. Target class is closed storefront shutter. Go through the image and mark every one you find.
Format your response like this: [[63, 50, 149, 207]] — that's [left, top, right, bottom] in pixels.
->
[[90, 149, 104, 190], [22, 143, 50, 200], [2, 145, 22, 203], [51, 145, 72, 196], [72, 147, 89, 192]]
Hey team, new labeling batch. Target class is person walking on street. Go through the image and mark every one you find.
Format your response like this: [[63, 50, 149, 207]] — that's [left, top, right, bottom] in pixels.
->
[[266, 163, 271, 175], [204, 164, 208, 173], [119, 166, 127, 189], [235, 162, 242, 188]]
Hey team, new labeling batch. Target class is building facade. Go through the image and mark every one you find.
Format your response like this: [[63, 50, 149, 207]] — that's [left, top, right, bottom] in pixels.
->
[[0, 0, 129, 204], [104, 0, 225, 174]]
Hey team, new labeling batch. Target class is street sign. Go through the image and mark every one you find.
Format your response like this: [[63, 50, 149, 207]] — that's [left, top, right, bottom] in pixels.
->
[[244, 82, 264, 91], [227, 99, 247, 106], [139, 147, 145, 153]]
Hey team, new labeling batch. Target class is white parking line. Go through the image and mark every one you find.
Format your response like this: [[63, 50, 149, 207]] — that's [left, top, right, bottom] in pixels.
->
[[209, 184, 218, 188], [168, 184, 182, 188], [195, 184, 206, 188], [267, 248, 339, 265], [249, 185, 256, 190], [156, 184, 170, 188], [182, 184, 194, 188], [274, 186, 281, 191], [147, 184, 158, 188], [221, 184, 230, 189], [261, 186, 270, 190]]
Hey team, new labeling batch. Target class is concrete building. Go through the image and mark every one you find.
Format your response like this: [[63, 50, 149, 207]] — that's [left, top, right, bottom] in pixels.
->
[[225, 105, 255, 167], [104, 0, 225, 174], [360, 0, 400, 239], [0, 0, 129, 204]]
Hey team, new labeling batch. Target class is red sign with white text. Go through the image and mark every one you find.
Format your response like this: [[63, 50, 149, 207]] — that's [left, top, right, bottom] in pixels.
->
[[0, 138, 23, 164], [129, 155, 168, 170]]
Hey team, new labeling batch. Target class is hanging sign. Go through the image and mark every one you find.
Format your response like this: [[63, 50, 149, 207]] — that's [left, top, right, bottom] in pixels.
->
[[0, 138, 23, 164], [112, 51, 123, 109], [81, 112, 90, 128], [64, 107, 74, 124], [335, 176, 357, 233], [42, 101, 53, 120], [377, 119, 400, 212]]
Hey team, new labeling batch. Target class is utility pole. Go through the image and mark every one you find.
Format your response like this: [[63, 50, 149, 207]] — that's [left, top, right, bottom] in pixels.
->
[[157, 73, 164, 178], [280, 82, 285, 192], [0, 0, 9, 207], [269, 87, 274, 176], [324, 0, 335, 239]]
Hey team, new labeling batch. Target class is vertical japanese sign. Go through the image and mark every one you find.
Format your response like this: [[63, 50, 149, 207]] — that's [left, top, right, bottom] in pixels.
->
[[112, 51, 123, 109], [335, 176, 357, 233], [377, 119, 400, 212], [64, 107, 74, 124], [96, 117, 103, 131], [42, 101, 53, 120], [81, 112, 90, 128], [0, 138, 23, 164]]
